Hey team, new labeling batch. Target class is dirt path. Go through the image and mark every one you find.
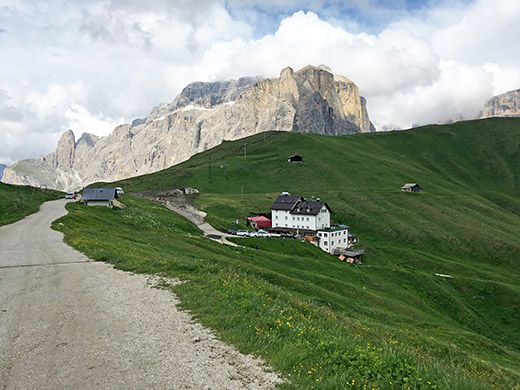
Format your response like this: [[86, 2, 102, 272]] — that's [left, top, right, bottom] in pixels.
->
[[0, 199, 281, 389], [135, 191, 240, 246]]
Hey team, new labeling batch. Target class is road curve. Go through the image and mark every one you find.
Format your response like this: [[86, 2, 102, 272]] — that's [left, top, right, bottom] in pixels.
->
[[0, 199, 280, 390]]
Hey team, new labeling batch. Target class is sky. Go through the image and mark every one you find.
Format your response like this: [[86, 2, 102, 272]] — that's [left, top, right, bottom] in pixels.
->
[[1, 0, 519, 165]]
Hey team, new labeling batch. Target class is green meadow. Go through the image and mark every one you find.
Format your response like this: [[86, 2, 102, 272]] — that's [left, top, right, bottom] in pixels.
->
[[54, 118, 520, 389], [0, 182, 63, 226]]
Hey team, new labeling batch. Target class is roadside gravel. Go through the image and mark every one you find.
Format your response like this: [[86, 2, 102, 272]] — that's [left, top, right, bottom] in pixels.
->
[[0, 199, 281, 389]]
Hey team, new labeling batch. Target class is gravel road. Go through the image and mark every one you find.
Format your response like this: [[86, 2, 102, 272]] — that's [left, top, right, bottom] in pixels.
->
[[0, 199, 281, 389]]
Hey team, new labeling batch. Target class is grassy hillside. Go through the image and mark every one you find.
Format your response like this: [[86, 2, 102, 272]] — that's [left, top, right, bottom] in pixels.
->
[[0, 182, 63, 226], [60, 118, 520, 389]]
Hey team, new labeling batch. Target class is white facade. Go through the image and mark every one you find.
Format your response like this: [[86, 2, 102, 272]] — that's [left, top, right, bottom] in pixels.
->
[[317, 227, 349, 254], [272, 205, 330, 230]]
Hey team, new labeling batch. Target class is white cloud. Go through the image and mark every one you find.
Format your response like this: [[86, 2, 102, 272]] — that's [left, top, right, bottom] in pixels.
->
[[432, 0, 520, 66]]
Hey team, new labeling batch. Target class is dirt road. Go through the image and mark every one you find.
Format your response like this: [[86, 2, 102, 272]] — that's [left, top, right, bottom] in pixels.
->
[[0, 200, 280, 389]]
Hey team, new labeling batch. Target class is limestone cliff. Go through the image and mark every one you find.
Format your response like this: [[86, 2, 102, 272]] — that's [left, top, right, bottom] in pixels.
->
[[479, 89, 520, 118], [2, 65, 374, 191]]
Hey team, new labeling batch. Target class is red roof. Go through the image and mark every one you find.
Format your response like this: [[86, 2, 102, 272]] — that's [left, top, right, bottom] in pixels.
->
[[247, 216, 271, 228], [248, 216, 270, 222]]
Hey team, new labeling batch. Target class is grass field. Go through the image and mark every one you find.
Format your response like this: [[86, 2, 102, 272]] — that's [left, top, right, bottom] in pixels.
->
[[0, 182, 63, 226], [55, 118, 520, 389]]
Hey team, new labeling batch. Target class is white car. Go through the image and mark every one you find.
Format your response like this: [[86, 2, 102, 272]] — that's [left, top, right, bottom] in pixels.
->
[[256, 230, 270, 237], [235, 230, 250, 236]]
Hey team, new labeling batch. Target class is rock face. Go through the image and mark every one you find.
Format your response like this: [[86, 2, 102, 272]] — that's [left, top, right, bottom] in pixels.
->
[[0, 164, 6, 181], [2, 65, 374, 191], [479, 89, 520, 118]]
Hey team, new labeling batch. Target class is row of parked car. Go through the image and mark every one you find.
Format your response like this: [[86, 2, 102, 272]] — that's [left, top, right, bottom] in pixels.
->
[[226, 229, 296, 239], [227, 229, 271, 237]]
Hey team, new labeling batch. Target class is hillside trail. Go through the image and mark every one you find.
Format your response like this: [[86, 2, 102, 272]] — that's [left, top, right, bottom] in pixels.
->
[[134, 190, 240, 247], [0, 199, 281, 390]]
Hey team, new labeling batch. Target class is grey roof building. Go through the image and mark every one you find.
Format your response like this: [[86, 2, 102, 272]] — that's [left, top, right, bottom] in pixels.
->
[[287, 155, 303, 163], [82, 188, 117, 207], [400, 183, 423, 192]]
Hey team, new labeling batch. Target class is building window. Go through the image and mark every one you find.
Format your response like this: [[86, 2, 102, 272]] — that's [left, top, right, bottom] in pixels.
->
[[285, 216, 287, 220], [292, 217, 295, 221], [307, 217, 309, 221], [324, 241, 328, 245], [275, 215, 278, 219]]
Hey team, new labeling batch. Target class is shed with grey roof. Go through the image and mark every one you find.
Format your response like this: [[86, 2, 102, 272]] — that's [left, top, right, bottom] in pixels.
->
[[400, 183, 423, 192], [82, 188, 117, 207], [287, 154, 303, 163]]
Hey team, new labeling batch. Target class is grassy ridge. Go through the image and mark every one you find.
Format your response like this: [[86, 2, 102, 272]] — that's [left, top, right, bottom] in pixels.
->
[[0, 182, 63, 226], [62, 118, 520, 388]]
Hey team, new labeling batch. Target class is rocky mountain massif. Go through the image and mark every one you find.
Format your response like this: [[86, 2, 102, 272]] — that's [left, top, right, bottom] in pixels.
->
[[2, 65, 374, 191], [445, 89, 520, 124], [478, 89, 520, 118]]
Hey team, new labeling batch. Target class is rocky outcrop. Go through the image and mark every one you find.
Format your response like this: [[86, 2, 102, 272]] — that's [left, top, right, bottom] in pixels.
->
[[444, 89, 520, 124], [2, 65, 374, 191], [479, 89, 520, 118], [2, 130, 99, 190]]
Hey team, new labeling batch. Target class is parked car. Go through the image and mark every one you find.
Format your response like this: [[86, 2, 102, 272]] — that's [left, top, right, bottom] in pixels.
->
[[235, 230, 250, 236], [256, 229, 270, 237], [226, 229, 236, 235], [65, 193, 74, 199], [280, 232, 296, 239], [249, 231, 259, 237]]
